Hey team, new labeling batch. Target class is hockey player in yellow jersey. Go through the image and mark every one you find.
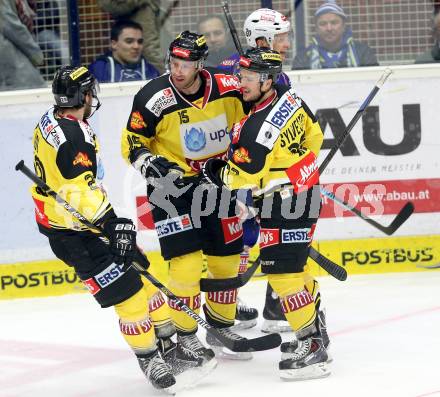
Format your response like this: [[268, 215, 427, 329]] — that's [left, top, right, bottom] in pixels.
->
[[30, 65, 209, 393], [201, 48, 331, 380], [122, 31, 252, 361]]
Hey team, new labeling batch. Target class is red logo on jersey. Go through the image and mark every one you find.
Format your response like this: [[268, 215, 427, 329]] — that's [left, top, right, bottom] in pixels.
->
[[231, 116, 248, 144], [172, 47, 190, 58], [185, 152, 227, 172], [207, 289, 237, 304], [149, 293, 166, 312], [215, 73, 240, 95], [281, 290, 314, 313], [163, 88, 173, 96], [239, 56, 251, 68], [130, 111, 146, 130], [221, 216, 243, 244], [232, 147, 251, 164], [259, 228, 279, 249], [83, 277, 101, 295], [285, 151, 319, 193], [73, 152, 92, 167], [33, 198, 50, 228]]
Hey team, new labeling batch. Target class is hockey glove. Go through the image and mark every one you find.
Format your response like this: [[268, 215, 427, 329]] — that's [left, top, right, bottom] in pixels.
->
[[201, 158, 227, 188], [103, 217, 136, 269], [141, 154, 184, 180]]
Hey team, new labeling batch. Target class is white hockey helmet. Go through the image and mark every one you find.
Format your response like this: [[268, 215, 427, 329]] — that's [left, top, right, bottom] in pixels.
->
[[243, 8, 291, 49]]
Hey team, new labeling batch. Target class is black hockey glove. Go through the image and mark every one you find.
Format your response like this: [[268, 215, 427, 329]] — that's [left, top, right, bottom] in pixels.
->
[[201, 158, 228, 188], [141, 154, 184, 180], [103, 217, 136, 269]]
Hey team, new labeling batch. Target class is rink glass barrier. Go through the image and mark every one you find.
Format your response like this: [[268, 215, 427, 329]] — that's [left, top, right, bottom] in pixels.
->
[[0, 65, 439, 299], [17, 0, 439, 83]]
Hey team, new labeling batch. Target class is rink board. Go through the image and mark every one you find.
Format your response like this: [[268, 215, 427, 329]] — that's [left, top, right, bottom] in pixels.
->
[[1, 235, 438, 300]]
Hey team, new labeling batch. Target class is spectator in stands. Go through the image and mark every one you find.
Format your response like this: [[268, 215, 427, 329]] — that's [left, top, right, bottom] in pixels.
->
[[292, 0, 378, 69], [415, 9, 440, 63], [0, 0, 46, 90], [89, 20, 160, 83], [97, 0, 165, 74], [198, 15, 236, 67]]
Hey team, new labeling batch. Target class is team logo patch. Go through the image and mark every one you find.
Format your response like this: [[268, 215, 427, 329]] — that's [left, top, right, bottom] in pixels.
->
[[221, 216, 243, 244], [73, 152, 92, 167], [232, 147, 251, 164], [155, 214, 193, 238], [184, 127, 206, 152], [130, 111, 146, 130], [281, 228, 313, 244], [259, 228, 279, 249]]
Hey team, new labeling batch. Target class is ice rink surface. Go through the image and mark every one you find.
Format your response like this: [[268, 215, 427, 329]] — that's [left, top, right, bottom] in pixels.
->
[[1, 271, 439, 397]]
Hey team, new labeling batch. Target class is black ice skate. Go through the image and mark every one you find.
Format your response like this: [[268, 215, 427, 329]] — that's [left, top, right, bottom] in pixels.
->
[[261, 284, 291, 333], [206, 326, 253, 360], [279, 335, 330, 381], [232, 297, 258, 331], [137, 350, 176, 394]]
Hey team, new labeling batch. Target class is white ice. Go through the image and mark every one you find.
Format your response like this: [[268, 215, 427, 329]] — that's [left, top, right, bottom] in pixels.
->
[[1, 271, 439, 397]]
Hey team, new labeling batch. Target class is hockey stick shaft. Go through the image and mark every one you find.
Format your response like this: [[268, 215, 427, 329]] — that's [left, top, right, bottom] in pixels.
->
[[222, 1, 244, 56], [16, 160, 281, 353], [318, 68, 392, 174], [321, 187, 414, 235]]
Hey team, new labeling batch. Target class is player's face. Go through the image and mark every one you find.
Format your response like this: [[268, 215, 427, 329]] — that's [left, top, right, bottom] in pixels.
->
[[273, 32, 290, 62], [83, 93, 92, 119], [169, 57, 199, 90], [238, 69, 263, 102], [111, 28, 144, 65], [316, 13, 345, 49], [199, 18, 227, 51]]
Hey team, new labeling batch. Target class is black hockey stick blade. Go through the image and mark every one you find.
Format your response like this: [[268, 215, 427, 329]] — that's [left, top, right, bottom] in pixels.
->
[[379, 201, 414, 235], [309, 247, 347, 281], [199, 257, 260, 292], [210, 328, 282, 352]]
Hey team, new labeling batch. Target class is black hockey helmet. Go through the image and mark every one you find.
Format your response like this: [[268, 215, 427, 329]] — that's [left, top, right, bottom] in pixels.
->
[[238, 47, 282, 77], [52, 66, 99, 108], [168, 31, 209, 62]]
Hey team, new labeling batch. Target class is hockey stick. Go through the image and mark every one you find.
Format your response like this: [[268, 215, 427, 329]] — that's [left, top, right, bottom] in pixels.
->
[[321, 188, 414, 236], [309, 246, 346, 281], [222, 1, 244, 56], [16, 160, 281, 353], [200, 256, 260, 292]]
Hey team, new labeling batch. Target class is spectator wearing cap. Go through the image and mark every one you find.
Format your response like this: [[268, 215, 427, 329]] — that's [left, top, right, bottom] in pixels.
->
[[415, 9, 440, 63], [292, 0, 378, 69], [89, 20, 160, 83]]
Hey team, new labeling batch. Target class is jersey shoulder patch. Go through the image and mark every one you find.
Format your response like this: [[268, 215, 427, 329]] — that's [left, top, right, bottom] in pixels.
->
[[142, 76, 178, 117], [38, 109, 66, 150], [267, 90, 302, 129]]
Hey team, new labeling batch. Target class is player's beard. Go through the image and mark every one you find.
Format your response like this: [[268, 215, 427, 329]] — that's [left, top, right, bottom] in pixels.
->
[[83, 102, 92, 119]]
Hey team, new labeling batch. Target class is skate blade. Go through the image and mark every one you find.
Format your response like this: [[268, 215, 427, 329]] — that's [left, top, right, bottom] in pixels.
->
[[230, 319, 258, 331], [173, 358, 218, 392], [210, 345, 253, 361], [279, 362, 331, 381], [261, 320, 293, 334]]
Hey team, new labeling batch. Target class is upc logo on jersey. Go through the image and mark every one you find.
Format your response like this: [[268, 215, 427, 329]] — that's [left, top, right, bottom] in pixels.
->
[[259, 228, 279, 249], [181, 114, 229, 160], [146, 88, 177, 117], [221, 216, 243, 244], [269, 92, 301, 128], [155, 214, 193, 238], [215, 73, 240, 95], [281, 228, 312, 244], [184, 127, 206, 152]]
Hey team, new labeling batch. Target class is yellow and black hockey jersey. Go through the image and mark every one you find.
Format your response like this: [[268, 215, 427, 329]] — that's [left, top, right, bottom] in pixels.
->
[[220, 84, 324, 193], [31, 108, 114, 234], [122, 68, 248, 175]]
